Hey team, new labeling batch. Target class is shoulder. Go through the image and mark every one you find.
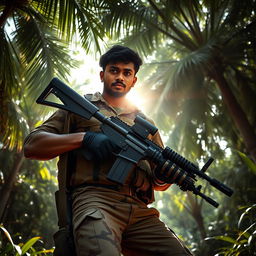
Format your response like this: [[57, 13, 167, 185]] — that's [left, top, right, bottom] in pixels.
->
[[136, 110, 156, 126], [85, 92, 102, 102], [84, 93, 93, 101], [136, 111, 164, 148]]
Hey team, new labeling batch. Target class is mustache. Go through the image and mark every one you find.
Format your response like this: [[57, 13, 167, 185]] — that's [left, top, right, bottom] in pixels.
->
[[112, 81, 126, 88]]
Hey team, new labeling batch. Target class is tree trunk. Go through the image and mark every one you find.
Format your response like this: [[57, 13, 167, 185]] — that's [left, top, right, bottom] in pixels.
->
[[186, 192, 207, 240], [211, 68, 256, 162], [0, 152, 24, 223]]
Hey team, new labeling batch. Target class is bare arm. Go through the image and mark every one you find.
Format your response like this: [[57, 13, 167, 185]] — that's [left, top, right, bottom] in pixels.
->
[[24, 131, 85, 160]]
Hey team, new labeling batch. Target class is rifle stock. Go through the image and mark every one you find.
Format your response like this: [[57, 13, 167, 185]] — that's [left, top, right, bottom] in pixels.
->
[[36, 77, 100, 120]]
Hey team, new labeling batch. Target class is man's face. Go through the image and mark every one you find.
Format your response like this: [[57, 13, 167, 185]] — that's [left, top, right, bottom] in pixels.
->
[[100, 62, 137, 98]]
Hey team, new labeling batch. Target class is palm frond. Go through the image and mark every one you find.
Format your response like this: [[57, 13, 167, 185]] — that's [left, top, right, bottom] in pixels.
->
[[0, 27, 22, 135], [0, 28, 21, 94], [2, 98, 29, 151], [13, 7, 74, 97], [33, 0, 105, 53]]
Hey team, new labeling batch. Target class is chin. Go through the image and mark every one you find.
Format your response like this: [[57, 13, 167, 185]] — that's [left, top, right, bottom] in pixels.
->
[[104, 87, 127, 98], [111, 91, 127, 98]]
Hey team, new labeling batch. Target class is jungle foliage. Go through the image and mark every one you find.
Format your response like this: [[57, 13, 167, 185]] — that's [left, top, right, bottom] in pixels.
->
[[0, 0, 255, 255]]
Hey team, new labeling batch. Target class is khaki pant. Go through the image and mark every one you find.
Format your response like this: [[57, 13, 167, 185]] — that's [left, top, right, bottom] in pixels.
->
[[72, 187, 192, 256]]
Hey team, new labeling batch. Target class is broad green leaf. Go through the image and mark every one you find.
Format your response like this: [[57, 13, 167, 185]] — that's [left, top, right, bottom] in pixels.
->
[[21, 236, 41, 255], [237, 223, 256, 241], [39, 167, 52, 180], [238, 204, 256, 228], [237, 151, 256, 175], [248, 230, 256, 247], [31, 249, 54, 255], [210, 235, 237, 244], [0, 225, 22, 255]]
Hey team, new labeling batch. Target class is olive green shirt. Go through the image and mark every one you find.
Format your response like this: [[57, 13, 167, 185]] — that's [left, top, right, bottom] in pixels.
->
[[25, 92, 167, 203]]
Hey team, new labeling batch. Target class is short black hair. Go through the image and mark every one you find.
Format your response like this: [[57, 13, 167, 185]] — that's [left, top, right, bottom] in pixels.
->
[[99, 45, 142, 73]]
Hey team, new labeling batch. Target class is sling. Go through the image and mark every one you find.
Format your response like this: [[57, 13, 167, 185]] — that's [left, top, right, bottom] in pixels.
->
[[53, 111, 76, 256]]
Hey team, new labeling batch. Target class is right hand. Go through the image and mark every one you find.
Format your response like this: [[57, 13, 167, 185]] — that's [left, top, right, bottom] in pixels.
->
[[82, 132, 118, 161]]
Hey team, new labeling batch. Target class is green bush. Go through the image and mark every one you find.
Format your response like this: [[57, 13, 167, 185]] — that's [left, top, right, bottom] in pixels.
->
[[207, 204, 256, 256], [0, 225, 54, 256]]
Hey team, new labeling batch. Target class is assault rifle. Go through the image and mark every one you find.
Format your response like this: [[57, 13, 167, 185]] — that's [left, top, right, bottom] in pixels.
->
[[36, 78, 233, 207]]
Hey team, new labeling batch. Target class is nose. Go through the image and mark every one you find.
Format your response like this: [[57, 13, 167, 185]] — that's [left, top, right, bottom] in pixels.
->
[[116, 72, 124, 81]]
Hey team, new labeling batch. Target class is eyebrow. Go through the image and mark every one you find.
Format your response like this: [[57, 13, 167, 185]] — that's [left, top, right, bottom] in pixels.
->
[[109, 65, 133, 72]]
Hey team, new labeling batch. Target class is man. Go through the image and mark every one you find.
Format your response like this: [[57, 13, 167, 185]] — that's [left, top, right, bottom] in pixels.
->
[[24, 45, 192, 256]]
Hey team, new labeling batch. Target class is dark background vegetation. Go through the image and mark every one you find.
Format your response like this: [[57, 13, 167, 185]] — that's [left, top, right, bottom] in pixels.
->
[[0, 0, 255, 255]]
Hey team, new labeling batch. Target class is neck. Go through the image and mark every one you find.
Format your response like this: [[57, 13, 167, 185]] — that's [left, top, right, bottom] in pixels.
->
[[102, 92, 127, 108]]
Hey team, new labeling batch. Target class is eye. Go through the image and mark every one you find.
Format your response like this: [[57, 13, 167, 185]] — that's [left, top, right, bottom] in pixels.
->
[[124, 71, 132, 76], [110, 68, 118, 74]]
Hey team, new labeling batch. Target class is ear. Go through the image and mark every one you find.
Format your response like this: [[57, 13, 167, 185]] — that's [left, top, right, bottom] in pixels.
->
[[131, 76, 137, 87], [100, 71, 104, 82]]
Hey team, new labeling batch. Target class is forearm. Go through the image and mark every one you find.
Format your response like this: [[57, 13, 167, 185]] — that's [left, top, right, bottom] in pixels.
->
[[152, 165, 172, 191], [24, 131, 85, 160]]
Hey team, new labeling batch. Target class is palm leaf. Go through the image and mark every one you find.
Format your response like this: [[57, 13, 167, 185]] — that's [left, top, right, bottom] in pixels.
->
[[21, 236, 41, 255], [0, 27, 22, 136], [34, 0, 105, 52], [13, 7, 74, 95]]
